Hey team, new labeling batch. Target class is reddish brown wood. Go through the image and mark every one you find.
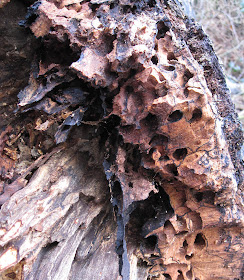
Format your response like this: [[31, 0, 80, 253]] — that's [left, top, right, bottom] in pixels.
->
[[0, 0, 243, 279]]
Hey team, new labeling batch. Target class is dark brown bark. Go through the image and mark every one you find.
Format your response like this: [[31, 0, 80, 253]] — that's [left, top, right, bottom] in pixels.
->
[[0, 0, 243, 279]]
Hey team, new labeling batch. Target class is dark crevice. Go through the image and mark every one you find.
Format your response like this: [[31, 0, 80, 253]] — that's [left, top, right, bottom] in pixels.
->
[[163, 274, 172, 280], [186, 269, 193, 279], [176, 230, 188, 236], [144, 235, 158, 250], [149, 135, 169, 147], [160, 155, 170, 161], [185, 253, 194, 260], [189, 108, 202, 123], [19, 2, 40, 27], [141, 113, 159, 132], [89, 3, 100, 12], [177, 270, 184, 280], [191, 189, 215, 204], [38, 35, 80, 66], [98, 114, 121, 148], [125, 85, 134, 94], [183, 69, 194, 84], [167, 52, 177, 61], [194, 233, 206, 249], [124, 144, 142, 173], [165, 163, 178, 176], [168, 110, 183, 123], [194, 192, 203, 202], [151, 55, 159, 65], [148, 0, 156, 8], [183, 240, 188, 248], [100, 34, 116, 55], [156, 21, 170, 39], [25, 166, 38, 182], [126, 183, 174, 250], [43, 241, 59, 252], [173, 148, 187, 160], [161, 65, 175, 71], [177, 276, 184, 280], [122, 5, 131, 14], [111, 180, 127, 277], [184, 88, 189, 97]]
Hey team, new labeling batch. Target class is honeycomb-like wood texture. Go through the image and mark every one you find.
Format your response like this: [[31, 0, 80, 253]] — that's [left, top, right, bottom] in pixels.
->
[[0, 0, 243, 279]]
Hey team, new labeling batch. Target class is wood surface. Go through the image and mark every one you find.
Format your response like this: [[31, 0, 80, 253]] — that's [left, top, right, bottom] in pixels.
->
[[0, 0, 243, 279]]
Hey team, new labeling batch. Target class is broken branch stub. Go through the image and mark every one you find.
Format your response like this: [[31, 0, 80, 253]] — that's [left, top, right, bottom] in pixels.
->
[[0, 0, 243, 279]]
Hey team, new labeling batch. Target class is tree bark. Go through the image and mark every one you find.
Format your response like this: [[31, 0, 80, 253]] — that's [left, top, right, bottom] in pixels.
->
[[0, 0, 243, 279]]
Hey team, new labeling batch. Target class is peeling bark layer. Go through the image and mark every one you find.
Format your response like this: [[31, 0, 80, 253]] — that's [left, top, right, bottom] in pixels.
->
[[0, 0, 243, 280]]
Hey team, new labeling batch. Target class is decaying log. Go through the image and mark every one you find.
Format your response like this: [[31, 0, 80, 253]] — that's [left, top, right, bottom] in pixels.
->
[[0, 0, 243, 279]]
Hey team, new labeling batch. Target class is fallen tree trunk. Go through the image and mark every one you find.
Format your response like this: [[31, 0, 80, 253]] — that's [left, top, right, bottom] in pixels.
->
[[0, 0, 243, 279]]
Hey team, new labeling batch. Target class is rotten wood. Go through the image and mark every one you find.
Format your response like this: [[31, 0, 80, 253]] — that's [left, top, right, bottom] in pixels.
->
[[0, 0, 243, 279]]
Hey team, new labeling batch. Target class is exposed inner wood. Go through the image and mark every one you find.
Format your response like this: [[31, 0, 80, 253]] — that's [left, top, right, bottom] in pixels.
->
[[0, 0, 243, 279]]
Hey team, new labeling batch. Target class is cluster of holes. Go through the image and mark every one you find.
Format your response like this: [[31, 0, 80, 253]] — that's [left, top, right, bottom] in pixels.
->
[[163, 269, 193, 280], [166, 108, 202, 125], [126, 185, 173, 258], [167, 107, 202, 126], [182, 233, 206, 263], [183, 240, 195, 260]]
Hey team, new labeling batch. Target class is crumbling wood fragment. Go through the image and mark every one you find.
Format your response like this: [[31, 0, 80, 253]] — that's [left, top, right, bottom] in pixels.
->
[[0, 0, 243, 279]]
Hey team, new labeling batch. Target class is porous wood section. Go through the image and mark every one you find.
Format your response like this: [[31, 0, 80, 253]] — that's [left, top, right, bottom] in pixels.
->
[[0, 0, 243, 280]]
